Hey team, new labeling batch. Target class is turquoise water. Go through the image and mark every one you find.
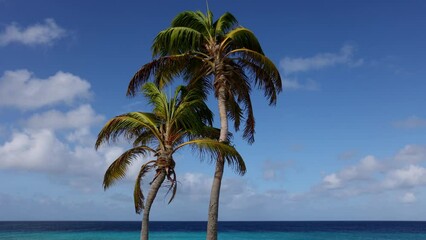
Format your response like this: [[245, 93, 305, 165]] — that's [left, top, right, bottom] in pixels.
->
[[2, 221, 426, 240], [2, 231, 426, 240]]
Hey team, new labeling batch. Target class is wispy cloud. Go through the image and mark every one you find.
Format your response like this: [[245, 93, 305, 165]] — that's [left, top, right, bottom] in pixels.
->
[[0, 18, 66, 46], [262, 160, 293, 181], [282, 78, 320, 91], [394, 145, 426, 164], [337, 150, 358, 161], [0, 69, 91, 110], [280, 44, 363, 74], [393, 116, 426, 129]]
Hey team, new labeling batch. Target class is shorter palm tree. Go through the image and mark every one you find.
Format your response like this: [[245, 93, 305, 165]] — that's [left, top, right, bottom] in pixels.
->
[[95, 83, 245, 240]]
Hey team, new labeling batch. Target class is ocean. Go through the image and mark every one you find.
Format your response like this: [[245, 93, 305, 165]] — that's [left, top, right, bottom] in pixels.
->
[[1, 221, 426, 240]]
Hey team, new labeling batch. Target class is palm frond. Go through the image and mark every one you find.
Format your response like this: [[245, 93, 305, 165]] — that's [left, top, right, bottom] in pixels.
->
[[103, 147, 152, 189], [171, 11, 209, 32], [242, 97, 255, 144], [184, 126, 233, 142], [95, 112, 161, 149], [132, 130, 157, 148], [133, 160, 156, 214], [174, 138, 246, 175], [213, 12, 238, 36], [152, 27, 204, 56], [183, 60, 213, 100], [127, 54, 191, 96], [226, 94, 243, 133], [142, 83, 170, 120], [222, 27, 264, 54], [173, 85, 213, 127], [231, 48, 282, 105], [165, 169, 177, 204], [217, 60, 256, 143]]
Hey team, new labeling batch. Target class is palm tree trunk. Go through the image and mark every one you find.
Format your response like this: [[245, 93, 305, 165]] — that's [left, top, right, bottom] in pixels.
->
[[206, 86, 228, 240], [141, 170, 166, 240]]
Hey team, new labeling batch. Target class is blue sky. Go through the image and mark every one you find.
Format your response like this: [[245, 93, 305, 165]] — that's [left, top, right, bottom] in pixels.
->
[[1, 0, 426, 221]]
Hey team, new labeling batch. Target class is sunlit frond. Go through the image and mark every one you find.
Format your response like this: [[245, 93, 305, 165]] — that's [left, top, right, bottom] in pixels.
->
[[142, 83, 169, 120], [175, 139, 246, 175], [95, 112, 161, 149], [152, 27, 204, 56], [171, 11, 209, 33], [221, 27, 264, 54], [103, 147, 152, 189]]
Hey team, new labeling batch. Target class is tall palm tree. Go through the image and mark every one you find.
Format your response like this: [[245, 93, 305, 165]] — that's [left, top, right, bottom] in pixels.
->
[[127, 10, 282, 240], [96, 83, 245, 240]]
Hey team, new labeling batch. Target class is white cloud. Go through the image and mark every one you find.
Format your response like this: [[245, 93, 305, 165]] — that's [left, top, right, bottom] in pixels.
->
[[0, 129, 68, 171], [0, 129, 117, 176], [0, 69, 104, 178], [280, 44, 363, 74], [0, 65, 147, 192], [0, 18, 66, 46], [26, 104, 104, 130], [394, 145, 426, 164], [383, 165, 426, 189], [315, 145, 426, 200], [401, 192, 416, 204], [321, 155, 380, 190], [393, 116, 426, 129], [323, 173, 342, 189], [283, 78, 320, 91], [0, 69, 91, 110]]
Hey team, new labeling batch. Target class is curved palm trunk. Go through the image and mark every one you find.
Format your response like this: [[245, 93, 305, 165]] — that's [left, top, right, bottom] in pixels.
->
[[206, 86, 228, 240], [141, 169, 166, 240]]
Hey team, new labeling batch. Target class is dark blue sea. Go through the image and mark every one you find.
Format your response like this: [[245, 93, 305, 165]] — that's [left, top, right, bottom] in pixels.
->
[[1, 221, 426, 239]]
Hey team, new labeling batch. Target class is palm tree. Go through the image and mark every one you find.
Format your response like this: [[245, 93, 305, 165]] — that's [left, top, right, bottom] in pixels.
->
[[95, 83, 245, 240], [127, 10, 282, 240]]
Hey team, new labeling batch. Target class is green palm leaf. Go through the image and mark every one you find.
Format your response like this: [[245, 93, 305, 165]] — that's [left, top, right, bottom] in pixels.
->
[[213, 12, 238, 37], [230, 48, 282, 105], [175, 138, 246, 175], [103, 147, 151, 189], [95, 112, 162, 149], [222, 27, 264, 54], [128, 54, 191, 96], [153, 27, 204, 56]]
